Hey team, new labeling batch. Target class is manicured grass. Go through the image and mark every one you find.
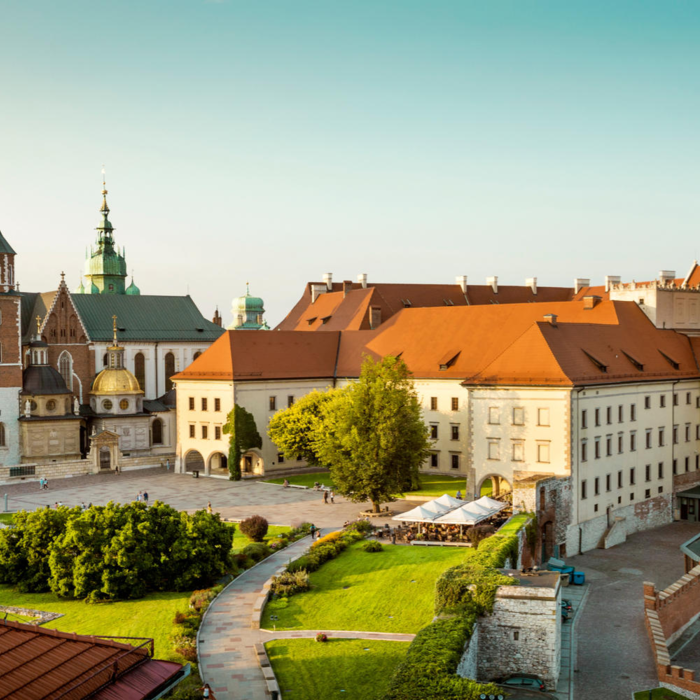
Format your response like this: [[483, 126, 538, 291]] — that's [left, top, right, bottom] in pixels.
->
[[0, 513, 14, 525], [231, 524, 292, 553], [480, 478, 493, 497], [263, 542, 469, 633], [265, 471, 335, 489], [0, 584, 189, 662], [266, 638, 410, 700], [633, 689, 688, 699], [498, 513, 530, 535]]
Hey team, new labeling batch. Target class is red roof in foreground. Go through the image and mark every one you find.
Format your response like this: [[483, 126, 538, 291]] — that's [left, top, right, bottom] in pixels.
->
[[0, 620, 183, 700]]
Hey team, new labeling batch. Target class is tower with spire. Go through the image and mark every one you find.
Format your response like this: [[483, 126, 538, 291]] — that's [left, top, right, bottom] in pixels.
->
[[75, 171, 129, 295]]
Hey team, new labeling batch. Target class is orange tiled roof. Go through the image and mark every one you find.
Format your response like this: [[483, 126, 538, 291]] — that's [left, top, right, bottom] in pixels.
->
[[175, 300, 700, 387]]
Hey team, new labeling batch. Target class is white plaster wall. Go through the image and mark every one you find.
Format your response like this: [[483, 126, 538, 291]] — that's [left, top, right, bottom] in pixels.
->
[[0, 387, 21, 466]]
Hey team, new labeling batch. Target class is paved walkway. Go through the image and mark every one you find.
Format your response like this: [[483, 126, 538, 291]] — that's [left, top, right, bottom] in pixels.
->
[[553, 583, 589, 700]]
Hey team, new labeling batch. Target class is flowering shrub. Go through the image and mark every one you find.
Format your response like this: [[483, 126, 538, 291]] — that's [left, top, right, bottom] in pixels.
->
[[315, 632, 328, 643]]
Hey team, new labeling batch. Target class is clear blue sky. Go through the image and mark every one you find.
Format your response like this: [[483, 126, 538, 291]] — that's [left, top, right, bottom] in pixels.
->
[[1, 1, 698, 325]]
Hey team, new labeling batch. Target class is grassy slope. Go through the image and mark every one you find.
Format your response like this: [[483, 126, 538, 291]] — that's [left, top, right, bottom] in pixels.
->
[[231, 524, 292, 553], [633, 690, 687, 699], [265, 472, 335, 489], [263, 542, 469, 634], [0, 585, 189, 662], [266, 638, 410, 700], [498, 513, 530, 535]]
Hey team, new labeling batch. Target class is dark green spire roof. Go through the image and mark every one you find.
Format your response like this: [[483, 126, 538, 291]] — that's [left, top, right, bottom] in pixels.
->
[[0, 231, 17, 255]]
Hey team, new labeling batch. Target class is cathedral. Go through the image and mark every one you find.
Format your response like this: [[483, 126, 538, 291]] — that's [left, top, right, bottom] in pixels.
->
[[0, 178, 267, 477]]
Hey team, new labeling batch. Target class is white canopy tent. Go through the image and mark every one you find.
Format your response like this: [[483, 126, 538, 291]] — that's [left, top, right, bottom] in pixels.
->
[[393, 494, 508, 525], [433, 493, 466, 509], [393, 505, 443, 523]]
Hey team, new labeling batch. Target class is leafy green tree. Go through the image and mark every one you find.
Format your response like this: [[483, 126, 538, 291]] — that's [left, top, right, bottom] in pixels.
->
[[223, 404, 263, 480], [268, 389, 339, 465], [315, 356, 430, 513]]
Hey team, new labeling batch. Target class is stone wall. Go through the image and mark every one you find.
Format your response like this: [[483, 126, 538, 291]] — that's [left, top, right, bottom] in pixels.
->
[[456, 622, 479, 680], [476, 576, 561, 690], [674, 471, 700, 492]]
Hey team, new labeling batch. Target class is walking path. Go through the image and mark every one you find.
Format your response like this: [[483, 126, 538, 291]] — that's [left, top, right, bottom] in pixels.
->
[[260, 629, 416, 642]]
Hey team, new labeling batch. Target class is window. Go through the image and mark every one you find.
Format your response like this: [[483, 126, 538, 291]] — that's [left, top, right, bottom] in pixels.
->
[[451, 425, 460, 441], [189, 425, 195, 438], [618, 471, 623, 488], [685, 456, 690, 472], [658, 486, 664, 494], [581, 480, 587, 499], [645, 429, 652, 449], [658, 462, 664, 479], [537, 442, 550, 463], [514, 631, 520, 641], [696, 455, 699, 471], [430, 424, 438, 439], [686, 424, 691, 442], [606, 474, 611, 492], [618, 434, 624, 454], [164, 352, 176, 392], [513, 407, 524, 425], [202, 398, 208, 411], [512, 441, 524, 462], [119, 399, 129, 410], [658, 428, 665, 447], [430, 453, 439, 468], [488, 440, 500, 460], [594, 438, 601, 459], [581, 440, 588, 462], [451, 397, 459, 411], [193, 351, 202, 361], [630, 492, 635, 501], [660, 394, 666, 408], [0, 423, 5, 447], [215, 398, 221, 412], [451, 454, 460, 470], [618, 496, 622, 504], [595, 408, 600, 427], [644, 396, 651, 409], [538, 408, 550, 426], [594, 504, 599, 512], [287, 395, 294, 407], [673, 393, 679, 406], [58, 353, 73, 391], [645, 464, 651, 482], [606, 407, 612, 424], [488, 407, 500, 424], [152, 419, 163, 445], [673, 425, 678, 444], [673, 459, 678, 475], [618, 405, 624, 423], [269, 396, 276, 411], [687, 392, 692, 405], [201, 425, 208, 439], [215, 426, 221, 440], [645, 489, 651, 499], [189, 397, 195, 411], [102, 399, 113, 411], [430, 397, 438, 410], [630, 468, 636, 485], [134, 352, 145, 390], [594, 477, 600, 496], [581, 410, 588, 429], [46, 399, 56, 412], [606, 435, 612, 456], [631, 404, 636, 421]]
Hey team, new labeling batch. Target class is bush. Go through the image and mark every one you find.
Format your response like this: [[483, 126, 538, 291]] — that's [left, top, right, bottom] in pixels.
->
[[239, 515, 269, 542], [316, 632, 328, 643], [347, 519, 373, 534], [240, 542, 272, 563], [287, 555, 320, 574], [270, 570, 310, 597], [311, 530, 344, 548], [173, 611, 187, 624], [362, 540, 383, 552], [466, 524, 495, 549], [268, 538, 288, 551]]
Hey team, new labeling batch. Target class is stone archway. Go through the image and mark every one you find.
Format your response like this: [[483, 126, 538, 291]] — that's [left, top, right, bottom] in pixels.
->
[[477, 474, 512, 499], [185, 450, 205, 473], [240, 449, 264, 477], [207, 451, 228, 476]]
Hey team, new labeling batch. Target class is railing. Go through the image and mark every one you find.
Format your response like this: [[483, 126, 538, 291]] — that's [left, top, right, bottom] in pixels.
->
[[8, 465, 36, 478]]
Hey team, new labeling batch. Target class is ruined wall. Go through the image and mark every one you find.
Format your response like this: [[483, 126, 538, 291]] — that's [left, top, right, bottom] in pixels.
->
[[455, 623, 479, 680]]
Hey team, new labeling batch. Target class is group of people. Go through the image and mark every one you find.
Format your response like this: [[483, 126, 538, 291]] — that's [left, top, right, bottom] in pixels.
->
[[135, 490, 150, 505], [38, 478, 49, 490]]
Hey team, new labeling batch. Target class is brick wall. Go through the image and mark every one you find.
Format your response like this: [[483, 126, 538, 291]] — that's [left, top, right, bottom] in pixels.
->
[[643, 566, 700, 699], [674, 470, 700, 492]]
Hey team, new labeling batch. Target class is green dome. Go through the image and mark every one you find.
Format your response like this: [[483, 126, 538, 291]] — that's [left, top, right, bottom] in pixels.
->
[[126, 277, 141, 296], [74, 279, 86, 294], [90, 281, 100, 294], [233, 283, 264, 312]]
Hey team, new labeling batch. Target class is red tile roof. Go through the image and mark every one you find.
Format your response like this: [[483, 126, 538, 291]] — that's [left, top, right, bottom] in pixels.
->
[[0, 620, 183, 700], [175, 300, 700, 388]]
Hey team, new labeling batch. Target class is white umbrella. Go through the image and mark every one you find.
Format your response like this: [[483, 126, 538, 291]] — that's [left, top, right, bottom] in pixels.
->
[[432, 506, 480, 525], [433, 493, 465, 509], [420, 500, 453, 516], [393, 505, 442, 523], [474, 496, 508, 513]]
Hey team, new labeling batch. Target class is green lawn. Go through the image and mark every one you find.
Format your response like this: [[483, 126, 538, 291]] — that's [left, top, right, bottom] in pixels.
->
[[633, 689, 688, 699], [231, 524, 292, 553], [263, 542, 469, 633], [264, 471, 465, 499], [0, 584, 189, 662], [0, 513, 14, 525], [498, 513, 530, 535], [266, 638, 409, 700], [480, 478, 493, 497]]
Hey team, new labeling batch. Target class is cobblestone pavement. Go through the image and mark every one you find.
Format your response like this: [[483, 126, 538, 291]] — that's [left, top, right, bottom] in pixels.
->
[[0, 468, 415, 529], [566, 521, 700, 700]]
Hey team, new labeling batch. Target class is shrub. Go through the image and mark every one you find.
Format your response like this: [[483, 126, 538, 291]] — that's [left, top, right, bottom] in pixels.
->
[[344, 530, 364, 543], [347, 519, 373, 534], [270, 570, 310, 597], [239, 515, 269, 542], [173, 611, 187, 624], [311, 531, 343, 548], [287, 555, 319, 574], [268, 538, 287, 551], [240, 542, 272, 563], [315, 632, 328, 643], [362, 540, 383, 552], [466, 524, 495, 549]]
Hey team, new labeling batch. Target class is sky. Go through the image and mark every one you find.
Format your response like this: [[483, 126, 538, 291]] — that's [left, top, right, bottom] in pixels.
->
[[1, 1, 699, 326]]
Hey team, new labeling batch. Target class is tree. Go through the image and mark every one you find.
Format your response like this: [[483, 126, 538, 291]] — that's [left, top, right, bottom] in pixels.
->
[[268, 389, 339, 465], [315, 356, 430, 512], [223, 404, 262, 480]]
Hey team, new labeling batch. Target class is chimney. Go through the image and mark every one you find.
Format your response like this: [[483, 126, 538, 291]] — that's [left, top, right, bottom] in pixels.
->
[[526, 277, 537, 295], [583, 295, 601, 310], [574, 278, 590, 294], [310, 283, 327, 303], [343, 280, 353, 297], [543, 313, 557, 326], [456, 275, 467, 294], [659, 270, 676, 285], [323, 273, 333, 291], [357, 273, 368, 289], [605, 275, 621, 293], [212, 308, 222, 327], [487, 276, 498, 294]]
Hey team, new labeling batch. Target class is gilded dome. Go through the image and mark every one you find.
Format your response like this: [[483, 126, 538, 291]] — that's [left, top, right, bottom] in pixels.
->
[[91, 367, 143, 395]]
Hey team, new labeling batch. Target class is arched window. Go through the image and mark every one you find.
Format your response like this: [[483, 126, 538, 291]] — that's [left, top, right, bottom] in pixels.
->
[[0, 423, 6, 447], [193, 351, 202, 361], [58, 352, 73, 390], [134, 352, 146, 390], [103, 353, 109, 367], [164, 352, 175, 392], [152, 418, 163, 445]]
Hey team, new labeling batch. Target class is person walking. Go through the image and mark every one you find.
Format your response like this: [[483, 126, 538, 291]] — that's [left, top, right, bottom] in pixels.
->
[[207, 502, 213, 514], [166, 459, 170, 471], [323, 490, 328, 504], [391, 529, 396, 545], [199, 683, 216, 700], [309, 523, 317, 540], [330, 490, 335, 504], [43, 478, 49, 490], [143, 491, 149, 505], [456, 490, 462, 500], [38, 477, 43, 490]]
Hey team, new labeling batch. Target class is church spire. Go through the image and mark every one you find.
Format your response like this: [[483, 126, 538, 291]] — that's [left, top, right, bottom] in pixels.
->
[[96, 166, 114, 239]]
